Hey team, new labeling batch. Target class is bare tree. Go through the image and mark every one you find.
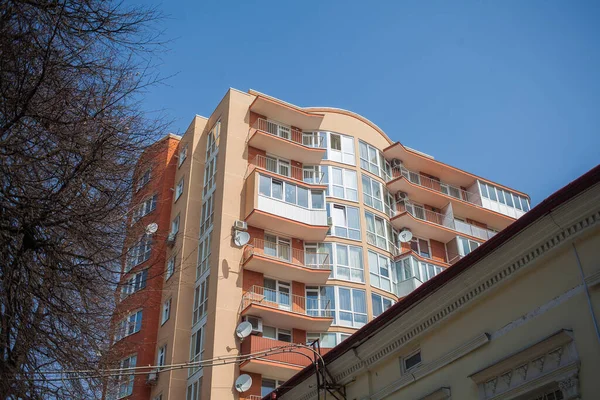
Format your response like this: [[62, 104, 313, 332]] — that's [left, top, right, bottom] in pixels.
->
[[0, 0, 167, 398]]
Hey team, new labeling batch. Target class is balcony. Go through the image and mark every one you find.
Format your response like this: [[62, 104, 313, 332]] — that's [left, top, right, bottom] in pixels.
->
[[246, 154, 325, 185], [396, 277, 423, 298], [387, 167, 515, 230], [241, 285, 333, 331], [239, 336, 318, 381], [391, 202, 497, 243], [244, 169, 329, 241], [243, 239, 331, 285], [247, 118, 326, 165]]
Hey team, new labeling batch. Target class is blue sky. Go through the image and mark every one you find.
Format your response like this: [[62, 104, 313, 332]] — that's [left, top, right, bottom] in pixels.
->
[[135, 0, 599, 205]]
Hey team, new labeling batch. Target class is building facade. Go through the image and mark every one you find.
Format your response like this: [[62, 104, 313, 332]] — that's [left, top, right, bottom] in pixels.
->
[[109, 88, 531, 400], [273, 166, 600, 400]]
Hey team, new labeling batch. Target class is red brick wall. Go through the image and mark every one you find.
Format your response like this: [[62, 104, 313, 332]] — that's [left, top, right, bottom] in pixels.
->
[[243, 269, 264, 292], [429, 239, 447, 263], [247, 145, 266, 165], [292, 281, 306, 314], [293, 328, 307, 344], [249, 111, 266, 129], [240, 371, 262, 400]]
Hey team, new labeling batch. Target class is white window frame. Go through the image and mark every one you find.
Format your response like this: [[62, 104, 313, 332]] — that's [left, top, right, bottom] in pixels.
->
[[175, 177, 184, 201], [325, 132, 355, 165], [336, 286, 367, 328], [171, 214, 180, 235], [165, 256, 175, 281], [263, 326, 292, 342], [302, 165, 322, 184], [203, 155, 217, 196], [258, 174, 325, 210], [186, 378, 201, 400], [125, 236, 152, 272], [136, 168, 151, 192], [311, 242, 364, 283], [190, 326, 205, 367], [328, 204, 361, 241], [120, 269, 148, 300], [161, 298, 171, 325], [328, 166, 358, 201], [306, 332, 343, 348], [193, 275, 209, 326], [157, 344, 166, 368], [371, 292, 394, 318], [196, 232, 211, 279], [114, 354, 136, 399], [265, 154, 291, 177], [131, 194, 157, 225], [368, 250, 395, 293], [457, 236, 480, 256], [114, 310, 142, 342], [410, 236, 431, 259], [178, 144, 188, 167], [365, 211, 394, 252], [199, 193, 214, 236], [264, 233, 292, 262], [402, 349, 422, 373]]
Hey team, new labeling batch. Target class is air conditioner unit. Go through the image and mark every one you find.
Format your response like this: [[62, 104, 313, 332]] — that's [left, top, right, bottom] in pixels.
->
[[166, 232, 176, 245], [242, 315, 263, 334], [146, 368, 158, 385], [396, 192, 409, 201], [327, 217, 333, 226], [392, 159, 403, 168], [234, 220, 248, 231]]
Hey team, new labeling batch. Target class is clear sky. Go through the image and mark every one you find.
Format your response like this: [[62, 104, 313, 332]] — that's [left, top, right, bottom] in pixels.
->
[[134, 0, 599, 205]]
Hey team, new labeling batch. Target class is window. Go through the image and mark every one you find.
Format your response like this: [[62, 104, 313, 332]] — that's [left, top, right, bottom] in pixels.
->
[[197, 232, 211, 279], [306, 332, 337, 348], [480, 181, 530, 212], [365, 211, 396, 252], [334, 243, 364, 282], [120, 269, 148, 300], [203, 156, 217, 195], [329, 167, 358, 201], [190, 326, 205, 368], [261, 378, 282, 398], [264, 234, 292, 262], [372, 293, 394, 317], [303, 165, 322, 184], [125, 236, 152, 272], [369, 251, 395, 293], [263, 326, 292, 342], [362, 174, 384, 211], [153, 395, 163, 400], [337, 287, 367, 327], [114, 354, 136, 399], [302, 131, 321, 147], [458, 236, 480, 256], [193, 276, 209, 325], [206, 119, 220, 158], [396, 256, 444, 285], [324, 132, 355, 165], [264, 278, 291, 308], [114, 310, 142, 342], [131, 194, 157, 224], [157, 345, 166, 369], [175, 178, 184, 201], [402, 350, 422, 372], [200, 192, 215, 235], [306, 286, 335, 318], [359, 141, 392, 180], [161, 298, 171, 325], [265, 155, 290, 177], [136, 168, 151, 191], [171, 214, 180, 235], [266, 119, 291, 139], [178, 144, 188, 167], [186, 378, 201, 400], [328, 204, 361, 240], [258, 174, 325, 209], [410, 237, 431, 258], [165, 256, 175, 280]]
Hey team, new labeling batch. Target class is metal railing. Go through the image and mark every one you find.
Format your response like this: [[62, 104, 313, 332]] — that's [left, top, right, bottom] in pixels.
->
[[398, 201, 497, 241], [253, 118, 324, 148], [390, 166, 482, 206], [246, 154, 324, 184], [242, 285, 333, 318], [242, 239, 330, 271]]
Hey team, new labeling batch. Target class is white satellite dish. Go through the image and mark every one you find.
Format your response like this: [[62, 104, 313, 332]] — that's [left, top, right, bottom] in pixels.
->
[[235, 321, 253, 340], [145, 223, 159, 235], [234, 374, 253, 393], [398, 229, 413, 243], [233, 230, 250, 247]]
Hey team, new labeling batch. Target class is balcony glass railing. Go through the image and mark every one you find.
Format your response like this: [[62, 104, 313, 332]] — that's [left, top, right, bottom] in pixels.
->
[[389, 166, 482, 206], [242, 285, 333, 318], [398, 201, 497, 241], [254, 118, 324, 148], [246, 154, 324, 184], [242, 239, 330, 271]]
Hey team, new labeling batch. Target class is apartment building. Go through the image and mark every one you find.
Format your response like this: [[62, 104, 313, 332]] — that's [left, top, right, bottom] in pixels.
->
[[109, 88, 530, 400]]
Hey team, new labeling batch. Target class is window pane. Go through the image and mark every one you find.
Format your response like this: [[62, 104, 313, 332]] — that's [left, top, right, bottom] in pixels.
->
[[337, 245, 348, 266], [347, 207, 360, 229], [297, 186, 308, 207], [330, 134, 341, 150], [311, 190, 324, 209], [272, 180, 283, 199], [285, 183, 296, 204], [372, 294, 383, 317], [332, 168, 343, 185]]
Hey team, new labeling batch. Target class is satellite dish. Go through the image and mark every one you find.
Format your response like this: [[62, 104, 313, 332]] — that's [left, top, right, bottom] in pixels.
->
[[398, 229, 413, 243], [234, 231, 250, 247], [235, 321, 253, 340], [234, 374, 253, 393], [145, 223, 159, 235]]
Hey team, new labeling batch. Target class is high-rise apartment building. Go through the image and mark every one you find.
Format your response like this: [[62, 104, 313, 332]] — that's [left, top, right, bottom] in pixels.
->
[[109, 88, 530, 400]]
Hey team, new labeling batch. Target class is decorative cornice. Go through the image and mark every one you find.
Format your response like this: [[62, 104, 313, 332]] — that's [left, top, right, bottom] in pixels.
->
[[419, 387, 451, 400]]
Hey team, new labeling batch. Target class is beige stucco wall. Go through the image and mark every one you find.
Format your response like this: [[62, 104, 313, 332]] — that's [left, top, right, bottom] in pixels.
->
[[344, 225, 600, 399]]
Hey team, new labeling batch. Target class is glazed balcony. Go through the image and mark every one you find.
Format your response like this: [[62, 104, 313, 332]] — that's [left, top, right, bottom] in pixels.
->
[[244, 169, 329, 241], [239, 335, 319, 381], [387, 166, 515, 230], [247, 118, 326, 165], [242, 239, 331, 285], [391, 202, 497, 243], [241, 285, 333, 331], [395, 254, 446, 297], [246, 154, 325, 185]]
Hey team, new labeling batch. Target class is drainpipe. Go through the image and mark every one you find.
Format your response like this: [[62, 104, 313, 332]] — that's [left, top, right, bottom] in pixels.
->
[[572, 243, 600, 347]]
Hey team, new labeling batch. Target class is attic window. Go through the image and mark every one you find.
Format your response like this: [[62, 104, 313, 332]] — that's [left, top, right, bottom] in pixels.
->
[[403, 349, 422, 372]]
